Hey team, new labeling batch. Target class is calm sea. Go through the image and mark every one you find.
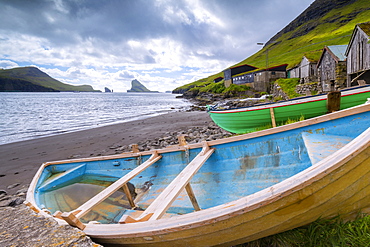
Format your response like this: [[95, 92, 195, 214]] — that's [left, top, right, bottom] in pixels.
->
[[0, 92, 191, 145]]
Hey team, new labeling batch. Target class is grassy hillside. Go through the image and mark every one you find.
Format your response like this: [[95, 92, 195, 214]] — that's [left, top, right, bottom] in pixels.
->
[[0, 67, 99, 92], [174, 0, 370, 94]]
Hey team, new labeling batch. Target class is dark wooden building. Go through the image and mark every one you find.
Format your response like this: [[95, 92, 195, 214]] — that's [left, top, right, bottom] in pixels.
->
[[345, 22, 370, 86], [231, 64, 287, 92], [317, 45, 347, 92], [223, 64, 258, 87]]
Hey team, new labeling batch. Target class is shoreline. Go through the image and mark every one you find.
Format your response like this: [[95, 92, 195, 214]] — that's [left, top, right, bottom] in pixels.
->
[[0, 109, 187, 146], [0, 111, 212, 194]]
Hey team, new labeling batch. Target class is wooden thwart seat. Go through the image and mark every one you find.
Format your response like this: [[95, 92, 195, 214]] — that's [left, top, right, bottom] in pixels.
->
[[119, 141, 214, 224], [60, 151, 162, 229]]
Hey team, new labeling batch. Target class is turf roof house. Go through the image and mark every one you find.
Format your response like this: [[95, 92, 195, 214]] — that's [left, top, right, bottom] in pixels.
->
[[317, 45, 347, 92], [345, 22, 370, 87]]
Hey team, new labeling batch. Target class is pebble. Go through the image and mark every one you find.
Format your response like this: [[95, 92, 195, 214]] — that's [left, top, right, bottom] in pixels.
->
[[113, 122, 232, 153], [7, 183, 20, 189]]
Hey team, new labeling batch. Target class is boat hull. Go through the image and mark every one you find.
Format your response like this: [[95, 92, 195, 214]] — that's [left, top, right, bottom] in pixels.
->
[[85, 129, 370, 246], [209, 85, 370, 133], [26, 104, 370, 247]]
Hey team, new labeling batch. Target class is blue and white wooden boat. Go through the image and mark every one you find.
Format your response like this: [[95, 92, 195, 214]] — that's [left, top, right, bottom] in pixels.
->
[[26, 103, 370, 247]]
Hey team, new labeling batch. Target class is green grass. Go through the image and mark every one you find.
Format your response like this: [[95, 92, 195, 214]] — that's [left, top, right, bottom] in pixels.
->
[[239, 214, 370, 247], [0, 67, 99, 92], [198, 81, 225, 93], [223, 84, 251, 93], [275, 78, 302, 99]]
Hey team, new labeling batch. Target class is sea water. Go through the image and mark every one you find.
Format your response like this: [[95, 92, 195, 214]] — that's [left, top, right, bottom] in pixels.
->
[[0, 92, 191, 145]]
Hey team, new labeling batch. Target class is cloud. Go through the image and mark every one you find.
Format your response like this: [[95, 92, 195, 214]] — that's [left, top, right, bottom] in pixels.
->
[[0, 60, 19, 69], [0, 0, 315, 92]]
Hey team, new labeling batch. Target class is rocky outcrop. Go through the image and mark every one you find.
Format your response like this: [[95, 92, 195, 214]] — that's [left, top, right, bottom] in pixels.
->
[[271, 83, 290, 101], [127, 79, 158, 93]]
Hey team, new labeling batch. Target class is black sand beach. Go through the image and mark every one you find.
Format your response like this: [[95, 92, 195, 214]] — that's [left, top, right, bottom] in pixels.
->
[[0, 111, 212, 194]]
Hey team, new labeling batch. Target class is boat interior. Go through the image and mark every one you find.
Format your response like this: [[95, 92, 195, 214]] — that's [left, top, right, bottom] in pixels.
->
[[33, 110, 369, 226]]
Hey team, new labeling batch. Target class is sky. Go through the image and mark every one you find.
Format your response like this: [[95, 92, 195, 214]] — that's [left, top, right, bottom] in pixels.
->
[[0, 0, 315, 92]]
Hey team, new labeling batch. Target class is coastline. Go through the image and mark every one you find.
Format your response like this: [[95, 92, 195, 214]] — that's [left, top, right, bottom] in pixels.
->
[[0, 111, 212, 194]]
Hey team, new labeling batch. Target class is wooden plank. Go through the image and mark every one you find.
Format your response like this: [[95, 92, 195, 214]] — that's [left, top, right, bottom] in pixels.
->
[[67, 152, 161, 220], [178, 135, 188, 146], [38, 164, 86, 192], [185, 183, 201, 211], [131, 144, 139, 153], [269, 108, 276, 128], [122, 183, 136, 208], [61, 211, 86, 230], [350, 71, 365, 83], [120, 141, 214, 223]]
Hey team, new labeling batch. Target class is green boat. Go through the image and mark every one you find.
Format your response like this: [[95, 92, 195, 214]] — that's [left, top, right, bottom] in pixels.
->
[[208, 85, 370, 134]]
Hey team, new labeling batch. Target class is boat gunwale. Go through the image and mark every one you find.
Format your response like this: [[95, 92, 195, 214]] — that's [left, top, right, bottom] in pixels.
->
[[26, 103, 370, 241], [209, 85, 370, 114]]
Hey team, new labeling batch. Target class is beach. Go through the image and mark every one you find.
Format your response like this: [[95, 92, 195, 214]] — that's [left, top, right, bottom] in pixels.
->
[[0, 111, 212, 194]]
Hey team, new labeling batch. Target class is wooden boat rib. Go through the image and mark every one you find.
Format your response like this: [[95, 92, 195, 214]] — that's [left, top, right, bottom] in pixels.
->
[[26, 103, 370, 247], [208, 85, 370, 133]]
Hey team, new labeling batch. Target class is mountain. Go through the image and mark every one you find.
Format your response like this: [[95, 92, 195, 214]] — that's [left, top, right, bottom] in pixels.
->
[[127, 79, 158, 92], [174, 0, 370, 93], [0, 67, 99, 92]]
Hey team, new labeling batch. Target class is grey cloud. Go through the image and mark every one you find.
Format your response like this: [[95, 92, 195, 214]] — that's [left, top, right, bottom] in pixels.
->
[[118, 71, 135, 79], [0, 59, 19, 69], [0, 0, 315, 73]]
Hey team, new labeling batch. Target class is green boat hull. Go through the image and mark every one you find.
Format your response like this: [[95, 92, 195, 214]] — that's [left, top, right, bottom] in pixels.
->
[[209, 85, 370, 134]]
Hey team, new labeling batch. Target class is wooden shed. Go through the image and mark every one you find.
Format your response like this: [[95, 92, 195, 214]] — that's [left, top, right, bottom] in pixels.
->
[[287, 65, 300, 79], [300, 56, 318, 83], [345, 22, 370, 87], [287, 56, 318, 83], [317, 45, 347, 92]]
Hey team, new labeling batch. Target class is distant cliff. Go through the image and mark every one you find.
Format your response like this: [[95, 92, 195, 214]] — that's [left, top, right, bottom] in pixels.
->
[[0, 67, 100, 92], [127, 79, 158, 92]]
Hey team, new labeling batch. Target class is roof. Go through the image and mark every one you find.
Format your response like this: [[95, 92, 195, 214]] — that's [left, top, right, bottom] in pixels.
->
[[302, 55, 318, 63], [233, 64, 288, 77], [358, 21, 370, 37], [327, 45, 347, 61], [229, 64, 258, 70], [345, 21, 370, 56], [317, 45, 347, 67]]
